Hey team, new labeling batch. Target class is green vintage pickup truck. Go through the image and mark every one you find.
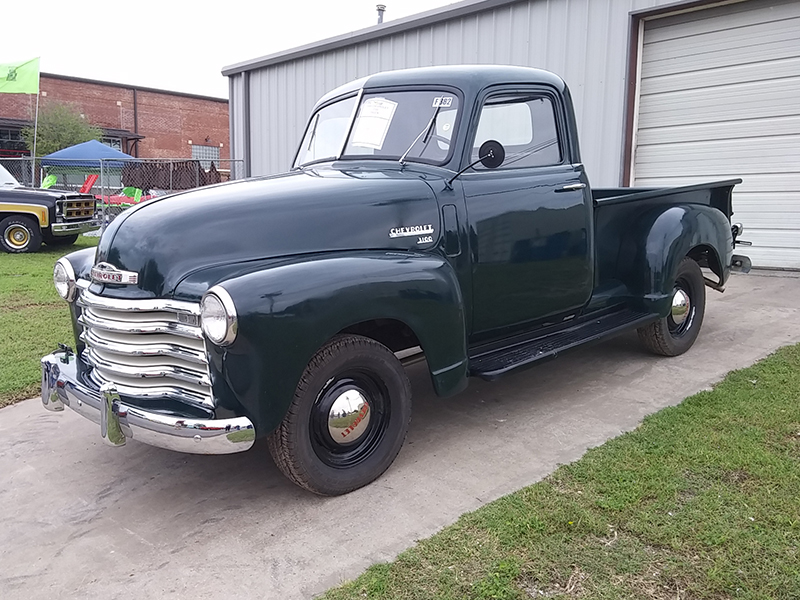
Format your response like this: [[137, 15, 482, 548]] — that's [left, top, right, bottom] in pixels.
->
[[42, 66, 751, 495]]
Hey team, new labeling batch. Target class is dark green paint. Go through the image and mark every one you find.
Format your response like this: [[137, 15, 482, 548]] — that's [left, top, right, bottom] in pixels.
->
[[201, 252, 467, 433], [58, 65, 742, 439]]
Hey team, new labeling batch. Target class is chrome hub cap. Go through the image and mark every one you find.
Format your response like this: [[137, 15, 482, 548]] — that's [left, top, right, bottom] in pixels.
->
[[328, 389, 371, 445], [5, 226, 29, 248], [671, 288, 691, 326]]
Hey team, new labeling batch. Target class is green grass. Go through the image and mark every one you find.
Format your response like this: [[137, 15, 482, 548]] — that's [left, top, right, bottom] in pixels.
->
[[323, 344, 800, 600], [0, 236, 98, 407]]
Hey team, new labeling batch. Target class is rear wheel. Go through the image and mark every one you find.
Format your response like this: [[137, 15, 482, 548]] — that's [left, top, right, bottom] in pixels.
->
[[0, 215, 42, 253], [268, 334, 412, 495], [638, 257, 705, 356]]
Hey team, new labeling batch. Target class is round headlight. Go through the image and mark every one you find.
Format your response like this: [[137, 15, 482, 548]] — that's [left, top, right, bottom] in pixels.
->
[[200, 287, 237, 346], [54, 258, 76, 301]]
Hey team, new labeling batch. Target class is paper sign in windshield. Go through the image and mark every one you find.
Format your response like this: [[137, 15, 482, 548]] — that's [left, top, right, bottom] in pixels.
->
[[350, 98, 398, 150]]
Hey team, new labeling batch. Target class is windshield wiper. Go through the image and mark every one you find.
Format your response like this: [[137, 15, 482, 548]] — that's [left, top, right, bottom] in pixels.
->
[[399, 105, 441, 166]]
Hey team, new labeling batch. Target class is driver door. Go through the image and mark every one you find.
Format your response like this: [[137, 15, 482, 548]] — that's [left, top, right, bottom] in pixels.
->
[[462, 89, 592, 341]]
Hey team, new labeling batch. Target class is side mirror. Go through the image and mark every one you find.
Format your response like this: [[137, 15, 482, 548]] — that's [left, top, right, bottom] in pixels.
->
[[478, 140, 505, 169], [445, 139, 506, 190]]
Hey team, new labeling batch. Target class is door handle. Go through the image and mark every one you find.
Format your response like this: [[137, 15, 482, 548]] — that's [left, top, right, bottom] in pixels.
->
[[555, 183, 586, 193]]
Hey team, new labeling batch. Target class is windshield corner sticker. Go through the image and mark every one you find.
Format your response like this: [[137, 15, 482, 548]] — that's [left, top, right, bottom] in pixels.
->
[[389, 224, 434, 244], [432, 96, 453, 108], [350, 98, 398, 150]]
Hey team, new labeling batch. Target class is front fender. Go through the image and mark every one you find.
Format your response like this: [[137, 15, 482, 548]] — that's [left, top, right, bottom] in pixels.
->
[[62, 246, 99, 280], [0, 203, 49, 228], [209, 251, 467, 436], [632, 205, 732, 316], [61, 246, 100, 353]]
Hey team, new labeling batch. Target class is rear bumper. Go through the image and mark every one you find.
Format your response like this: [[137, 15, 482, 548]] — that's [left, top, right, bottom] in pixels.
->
[[731, 254, 752, 273], [41, 351, 255, 454], [51, 219, 101, 236]]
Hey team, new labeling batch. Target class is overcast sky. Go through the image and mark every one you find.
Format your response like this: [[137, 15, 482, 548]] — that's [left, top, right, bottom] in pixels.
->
[[4, 0, 458, 99]]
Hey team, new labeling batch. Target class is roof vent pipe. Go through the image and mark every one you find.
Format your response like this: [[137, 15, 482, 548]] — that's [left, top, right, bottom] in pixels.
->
[[376, 4, 386, 24]]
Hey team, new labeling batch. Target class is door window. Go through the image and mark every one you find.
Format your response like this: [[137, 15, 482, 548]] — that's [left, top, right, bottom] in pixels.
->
[[472, 95, 562, 169]]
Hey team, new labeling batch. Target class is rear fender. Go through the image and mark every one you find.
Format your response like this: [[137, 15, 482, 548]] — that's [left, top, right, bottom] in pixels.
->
[[631, 205, 732, 316], [211, 251, 467, 435]]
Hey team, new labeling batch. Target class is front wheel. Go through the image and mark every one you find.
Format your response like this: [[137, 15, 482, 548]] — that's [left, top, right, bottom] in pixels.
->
[[638, 257, 706, 356], [267, 334, 412, 495], [1, 215, 42, 253]]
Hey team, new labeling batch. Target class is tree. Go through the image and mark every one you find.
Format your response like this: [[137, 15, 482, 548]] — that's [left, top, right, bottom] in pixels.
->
[[21, 102, 103, 156]]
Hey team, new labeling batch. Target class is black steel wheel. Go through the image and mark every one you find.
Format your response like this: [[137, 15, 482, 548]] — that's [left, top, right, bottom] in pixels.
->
[[43, 231, 79, 246], [638, 257, 706, 356], [267, 334, 412, 495], [0, 215, 42, 253]]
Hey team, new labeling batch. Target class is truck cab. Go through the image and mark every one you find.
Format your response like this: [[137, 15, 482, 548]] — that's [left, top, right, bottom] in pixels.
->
[[42, 66, 750, 495]]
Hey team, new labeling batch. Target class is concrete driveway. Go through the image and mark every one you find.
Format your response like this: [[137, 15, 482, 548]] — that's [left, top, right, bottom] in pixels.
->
[[1, 271, 799, 599]]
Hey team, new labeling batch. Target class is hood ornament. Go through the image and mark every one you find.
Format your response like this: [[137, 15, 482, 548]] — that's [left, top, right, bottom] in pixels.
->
[[90, 262, 139, 285]]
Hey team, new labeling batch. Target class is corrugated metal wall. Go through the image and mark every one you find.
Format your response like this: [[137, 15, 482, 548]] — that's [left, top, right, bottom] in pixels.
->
[[228, 74, 247, 175], [229, 0, 676, 187]]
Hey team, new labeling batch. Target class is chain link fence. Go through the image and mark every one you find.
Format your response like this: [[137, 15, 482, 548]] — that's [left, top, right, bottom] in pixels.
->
[[1, 156, 245, 227]]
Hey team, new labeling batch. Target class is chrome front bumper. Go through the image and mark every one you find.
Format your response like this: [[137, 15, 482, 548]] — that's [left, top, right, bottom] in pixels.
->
[[41, 351, 255, 454], [51, 218, 101, 236]]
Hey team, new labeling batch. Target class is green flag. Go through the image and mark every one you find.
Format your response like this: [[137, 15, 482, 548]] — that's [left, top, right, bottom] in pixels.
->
[[0, 58, 40, 94]]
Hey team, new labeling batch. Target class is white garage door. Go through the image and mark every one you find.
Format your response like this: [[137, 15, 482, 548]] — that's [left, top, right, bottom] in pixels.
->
[[633, 0, 800, 269]]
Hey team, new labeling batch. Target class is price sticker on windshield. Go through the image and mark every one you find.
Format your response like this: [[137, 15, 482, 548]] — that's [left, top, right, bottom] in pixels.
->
[[351, 98, 398, 150], [432, 96, 453, 108]]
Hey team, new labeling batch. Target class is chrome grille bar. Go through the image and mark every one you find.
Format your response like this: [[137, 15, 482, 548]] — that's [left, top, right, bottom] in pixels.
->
[[86, 370, 212, 406], [77, 284, 213, 407], [84, 349, 211, 387], [79, 309, 203, 340], [80, 330, 207, 365], [79, 289, 200, 315]]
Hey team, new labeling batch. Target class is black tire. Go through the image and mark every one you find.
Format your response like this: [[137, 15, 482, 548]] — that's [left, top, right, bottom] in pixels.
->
[[0, 215, 42, 253], [43, 232, 79, 246], [638, 257, 706, 356], [267, 334, 412, 496]]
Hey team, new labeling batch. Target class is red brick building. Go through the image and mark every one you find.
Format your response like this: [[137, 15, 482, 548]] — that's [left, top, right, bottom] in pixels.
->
[[0, 73, 229, 163]]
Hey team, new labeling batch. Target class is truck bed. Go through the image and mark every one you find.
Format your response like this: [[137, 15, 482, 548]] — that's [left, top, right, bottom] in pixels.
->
[[592, 179, 741, 217], [592, 179, 741, 293]]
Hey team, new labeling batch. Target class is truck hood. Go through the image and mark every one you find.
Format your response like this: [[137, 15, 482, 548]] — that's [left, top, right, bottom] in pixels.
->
[[0, 185, 94, 208], [95, 166, 442, 298]]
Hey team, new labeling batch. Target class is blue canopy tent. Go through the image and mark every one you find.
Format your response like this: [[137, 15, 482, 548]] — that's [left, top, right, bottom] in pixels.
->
[[41, 139, 134, 168], [41, 140, 135, 192]]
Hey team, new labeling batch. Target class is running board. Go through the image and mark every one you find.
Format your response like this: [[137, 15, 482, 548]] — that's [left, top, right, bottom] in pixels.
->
[[469, 309, 656, 380]]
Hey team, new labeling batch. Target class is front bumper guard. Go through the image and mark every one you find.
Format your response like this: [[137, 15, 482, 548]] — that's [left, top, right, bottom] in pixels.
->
[[41, 351, 255, 454]]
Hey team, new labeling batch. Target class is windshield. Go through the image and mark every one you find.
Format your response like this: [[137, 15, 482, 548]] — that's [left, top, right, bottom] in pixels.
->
[[294, 89, 460, 168], [295, 95, 358, 168], [0, 163, 19, 186]]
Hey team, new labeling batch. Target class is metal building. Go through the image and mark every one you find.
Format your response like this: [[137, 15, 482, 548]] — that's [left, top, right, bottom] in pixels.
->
[[223, 0, 800, 269]]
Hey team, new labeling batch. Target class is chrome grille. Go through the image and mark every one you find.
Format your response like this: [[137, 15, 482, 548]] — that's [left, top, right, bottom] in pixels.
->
[[63, 198, 96, 220], [77, 287, 213, 407]]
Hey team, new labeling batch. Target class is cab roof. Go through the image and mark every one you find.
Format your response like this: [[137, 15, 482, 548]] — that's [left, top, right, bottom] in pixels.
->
[[314, 65, 567, 108]]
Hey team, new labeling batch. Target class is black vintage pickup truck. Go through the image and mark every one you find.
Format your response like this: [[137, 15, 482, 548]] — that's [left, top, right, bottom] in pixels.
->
[[42, 66, 750, 495], [0, 163, 99, 253]]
